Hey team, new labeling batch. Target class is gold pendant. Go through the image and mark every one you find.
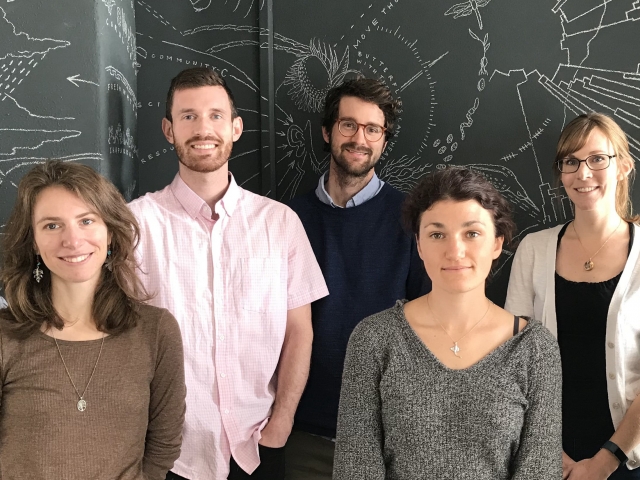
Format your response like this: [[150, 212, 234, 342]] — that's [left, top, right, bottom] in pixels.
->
[[584, 260, 594, 271]]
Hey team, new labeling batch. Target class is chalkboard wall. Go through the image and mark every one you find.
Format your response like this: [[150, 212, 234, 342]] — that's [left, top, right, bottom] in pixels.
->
[[135, 0, 640, 304], [3, 0, 640, 304], [0, 0, 137, 220]]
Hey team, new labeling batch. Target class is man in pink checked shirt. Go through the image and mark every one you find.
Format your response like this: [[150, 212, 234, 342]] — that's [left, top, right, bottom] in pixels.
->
[[129, 67, 329, 480]]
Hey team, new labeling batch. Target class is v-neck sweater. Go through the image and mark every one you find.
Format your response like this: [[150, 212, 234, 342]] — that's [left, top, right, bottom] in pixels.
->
[[333, 300, 562, 480]]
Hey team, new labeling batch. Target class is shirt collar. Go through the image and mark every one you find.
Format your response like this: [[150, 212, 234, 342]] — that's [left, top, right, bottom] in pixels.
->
[[315, 171, 384, 208], [170, 172, 241, 220]]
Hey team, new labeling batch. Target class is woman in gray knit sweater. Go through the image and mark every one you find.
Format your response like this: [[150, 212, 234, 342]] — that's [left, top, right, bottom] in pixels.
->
[[334, 167, 562, 480]]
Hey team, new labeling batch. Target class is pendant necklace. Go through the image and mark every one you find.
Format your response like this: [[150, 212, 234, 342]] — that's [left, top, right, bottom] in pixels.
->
[[427, 295, 493, 357], [52, 331, 105, 412], [573, 219, 622, 271]]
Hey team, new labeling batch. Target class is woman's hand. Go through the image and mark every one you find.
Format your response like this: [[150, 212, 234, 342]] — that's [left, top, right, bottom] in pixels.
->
[[563, 451, 576, 479], [565, 450, 618, 480]]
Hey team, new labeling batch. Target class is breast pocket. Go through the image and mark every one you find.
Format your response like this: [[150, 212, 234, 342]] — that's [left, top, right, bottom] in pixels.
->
[[240, 258, 282, 313]]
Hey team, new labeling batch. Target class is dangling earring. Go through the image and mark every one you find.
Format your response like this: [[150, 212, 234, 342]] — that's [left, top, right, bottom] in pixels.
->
[[104, 246, 113, 271], [33, 255, 43, 283]]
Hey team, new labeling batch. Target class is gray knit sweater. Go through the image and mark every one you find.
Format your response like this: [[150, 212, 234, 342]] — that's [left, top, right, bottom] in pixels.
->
[[333, 300, 562, 480]]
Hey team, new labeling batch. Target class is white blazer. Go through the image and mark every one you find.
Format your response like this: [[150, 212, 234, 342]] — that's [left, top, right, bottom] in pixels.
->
[[505, 223, 640, 469]]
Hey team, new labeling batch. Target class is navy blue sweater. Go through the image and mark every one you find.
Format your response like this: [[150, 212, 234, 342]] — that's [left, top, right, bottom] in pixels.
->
[[288, 183, 430, 437]]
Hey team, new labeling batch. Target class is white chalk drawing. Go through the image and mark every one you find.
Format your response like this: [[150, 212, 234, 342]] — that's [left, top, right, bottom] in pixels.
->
[[0, 129, 81, 156], [108, 123, 137, 159], [103, 0, 116, 15], [67, 74, 99, 88], [189, 0, 211, 13], [379, 156, 432, 193], [0, 6, 84, 169], [137, 0, 178, 32], [0, 6, 70, 62], [185, 0, 265, 16], [105, 65, 137, 113], [134, 0, 640, 241], [1, 93, 75, 120], [283, 40, 357, 113], [444, 0, 493, 31]]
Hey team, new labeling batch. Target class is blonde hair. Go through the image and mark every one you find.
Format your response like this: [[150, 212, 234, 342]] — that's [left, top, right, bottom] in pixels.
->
[[554, 112, 638, 223]]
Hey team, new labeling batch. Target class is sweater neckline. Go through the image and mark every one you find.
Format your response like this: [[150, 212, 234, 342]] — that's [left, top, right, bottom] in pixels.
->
[[393, 299, 535, 373], [307, 182, 394, 214]]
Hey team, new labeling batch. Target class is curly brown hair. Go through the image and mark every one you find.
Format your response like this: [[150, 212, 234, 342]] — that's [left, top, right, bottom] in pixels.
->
[[0, 160, 150, 339], [321, 77, 401, 150], [402, 167, 516, 270]]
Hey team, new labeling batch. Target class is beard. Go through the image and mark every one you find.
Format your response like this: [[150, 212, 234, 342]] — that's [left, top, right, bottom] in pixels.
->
[[175, 136, 233, 173], [330, 140, 380, 180]]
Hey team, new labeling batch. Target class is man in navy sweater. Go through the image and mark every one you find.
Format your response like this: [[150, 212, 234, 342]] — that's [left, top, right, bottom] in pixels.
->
[[285, 78, 430, 479]]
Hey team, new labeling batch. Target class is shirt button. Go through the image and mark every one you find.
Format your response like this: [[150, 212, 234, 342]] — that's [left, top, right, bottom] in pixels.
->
[[630, 460, 637, 466], [608, 342, 615, 348], [609, 373, 616, 380], [224, 409, 230, 414], [219, 335, 225, 341], [613, 402, 621, 409], [220, 373, 226, 378]]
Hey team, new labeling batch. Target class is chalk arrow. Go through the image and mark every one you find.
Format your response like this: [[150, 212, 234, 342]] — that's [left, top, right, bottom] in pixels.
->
[[67, 74, 99, 87]]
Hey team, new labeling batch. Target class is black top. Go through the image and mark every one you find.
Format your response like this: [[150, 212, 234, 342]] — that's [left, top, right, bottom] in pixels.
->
[[555, 222, 635, 467]]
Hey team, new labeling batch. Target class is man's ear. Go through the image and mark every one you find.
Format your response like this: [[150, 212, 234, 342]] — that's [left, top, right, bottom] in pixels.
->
[[161, 118, 175, 145], [322, 126, 330, 144], [232, 116, 243, 142]]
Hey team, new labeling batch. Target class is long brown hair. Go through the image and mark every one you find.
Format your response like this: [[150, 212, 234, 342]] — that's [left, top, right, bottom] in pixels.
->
[[554, 112, 638, 223], [0, 160, 150, 338]]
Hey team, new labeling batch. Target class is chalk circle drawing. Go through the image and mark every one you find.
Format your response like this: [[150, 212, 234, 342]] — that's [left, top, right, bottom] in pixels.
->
[[188, 0, 211, 13]]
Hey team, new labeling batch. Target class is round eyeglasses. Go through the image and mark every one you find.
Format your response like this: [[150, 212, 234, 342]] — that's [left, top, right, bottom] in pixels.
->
[[337, 119, 387, 142], [557, 154, 615, 173]]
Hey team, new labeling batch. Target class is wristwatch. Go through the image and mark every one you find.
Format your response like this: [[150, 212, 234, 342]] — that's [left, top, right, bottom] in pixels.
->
[[601, 440, 628, 465]]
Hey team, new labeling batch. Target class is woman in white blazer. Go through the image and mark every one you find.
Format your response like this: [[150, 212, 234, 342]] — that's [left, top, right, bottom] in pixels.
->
[[506, 113, 640, 480]]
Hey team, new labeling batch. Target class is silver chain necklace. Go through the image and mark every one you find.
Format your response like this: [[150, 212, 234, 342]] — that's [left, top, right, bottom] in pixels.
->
[[427, 295, 493, 357], [52, 332, 105, 412]]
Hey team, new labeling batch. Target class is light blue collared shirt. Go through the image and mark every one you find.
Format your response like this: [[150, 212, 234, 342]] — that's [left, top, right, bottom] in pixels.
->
[[315, 171, 385, 208]]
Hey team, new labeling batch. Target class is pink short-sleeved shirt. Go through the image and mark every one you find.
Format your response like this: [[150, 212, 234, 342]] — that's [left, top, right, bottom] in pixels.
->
[[129, 174, 328, 480]]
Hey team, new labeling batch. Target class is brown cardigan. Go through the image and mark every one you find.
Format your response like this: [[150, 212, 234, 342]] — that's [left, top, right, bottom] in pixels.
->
[[0, 304, 186, 480]]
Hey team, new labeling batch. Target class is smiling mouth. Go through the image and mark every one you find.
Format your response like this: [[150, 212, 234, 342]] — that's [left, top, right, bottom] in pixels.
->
[[191, 144, 217, 150], [576, 186, 598, 193], [61, 254, 91, 263], [345, 148, 370, 156]]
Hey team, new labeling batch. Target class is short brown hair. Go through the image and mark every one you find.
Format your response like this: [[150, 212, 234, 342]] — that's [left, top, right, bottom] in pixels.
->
[[402, 167, 516, 270], [165, 67, 237, 121], [0, 160, 150, 339], [322, 78, 401, 150], [554, 112, 638, 222]]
